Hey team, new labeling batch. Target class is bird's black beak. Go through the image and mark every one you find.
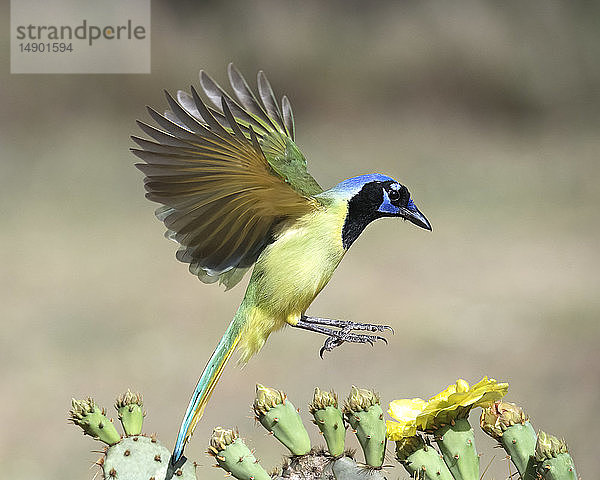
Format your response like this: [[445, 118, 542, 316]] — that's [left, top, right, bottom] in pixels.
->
[[401, 206, 432, 231]]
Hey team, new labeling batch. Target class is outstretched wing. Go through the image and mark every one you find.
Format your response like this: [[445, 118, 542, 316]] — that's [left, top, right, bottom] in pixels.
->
[[132, 65, 321, 289], [199, 64, 323, 197]]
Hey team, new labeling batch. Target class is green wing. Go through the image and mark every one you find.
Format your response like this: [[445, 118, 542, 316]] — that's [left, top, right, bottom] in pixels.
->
[[132, 65, 321, 290], [198, 64, 323, 197]]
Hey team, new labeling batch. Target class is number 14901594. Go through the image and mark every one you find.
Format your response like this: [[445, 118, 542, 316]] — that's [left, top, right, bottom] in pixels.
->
[[19, 42, 73, 53]]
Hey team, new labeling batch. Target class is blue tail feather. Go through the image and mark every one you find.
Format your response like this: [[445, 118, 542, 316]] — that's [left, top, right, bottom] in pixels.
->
[[171, 314, 243, 463]]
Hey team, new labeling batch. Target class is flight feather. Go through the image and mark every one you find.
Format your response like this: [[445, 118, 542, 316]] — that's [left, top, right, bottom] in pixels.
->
[[132, 64, 322, 288]]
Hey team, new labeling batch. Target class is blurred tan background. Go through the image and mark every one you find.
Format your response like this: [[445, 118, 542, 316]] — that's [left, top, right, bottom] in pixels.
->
[[1, 1, 599, 478]]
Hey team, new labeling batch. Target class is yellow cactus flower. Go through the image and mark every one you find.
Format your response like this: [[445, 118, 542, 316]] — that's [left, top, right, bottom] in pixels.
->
[[387, 377, 508, 436], [428, 378, 469, 403], [386, 420, 418, 440], [386, 398, 427, 440], [389, 398, 428, 423], [416, 377, 508, 431]]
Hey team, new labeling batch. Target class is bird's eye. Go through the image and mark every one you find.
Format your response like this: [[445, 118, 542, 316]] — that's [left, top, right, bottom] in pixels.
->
[[388, 183, 401, 204]]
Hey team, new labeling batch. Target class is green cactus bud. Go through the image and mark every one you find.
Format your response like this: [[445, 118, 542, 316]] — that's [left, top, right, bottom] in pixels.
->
[[208, 427, 270, 480], [535, 431, 577, 480], [345, 385, 380, 412], [535, 431, 569, 461], [309, 387, 339, 412], [104, 435, 196, 480], [480, 401, 528, 438], [395, 436, 454, 480], [115, 390, 145, 436], [480, 402, 536, 479], [343, 386, 386, 468], [434, 418, 478, 480], [253, 384, 286, 416], [309, 388, 345, 457], [69, 397, 121, 445], [253, 384, 310, 455]]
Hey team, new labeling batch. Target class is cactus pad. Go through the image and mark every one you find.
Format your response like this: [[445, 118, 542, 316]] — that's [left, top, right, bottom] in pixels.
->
[[395, 436, 454, 480], [104, 435, 195, 480], [434, 418, 479, 480], [253, 384, 311, 455], [69, 397, 121, 445], [208, 427, 270, 480], [480, 401, 537, 479], [115, 390, 145, 436], [537, 454, 578, 480], [343, 386, 386, 468], [535, 431, 577, 480], [309, 388, 346, 457]]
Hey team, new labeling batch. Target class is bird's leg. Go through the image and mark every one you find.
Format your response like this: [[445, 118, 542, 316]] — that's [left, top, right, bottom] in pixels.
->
[[294, 315, 393, 357], [301, 315, 394, 334]]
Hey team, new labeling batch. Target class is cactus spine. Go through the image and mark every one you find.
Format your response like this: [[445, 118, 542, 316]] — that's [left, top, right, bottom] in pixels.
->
[[69, 397, 121, 445], [434, 418, 479, 480], [208, 427, 270, 480], [309, 388, 346, 457], [395, 436, 454, 480], [253, 384, 311, 455], [480, 401, 537, 479], [343, 386, 387, 468], [535, 431, 577, 480], [115, 389, 145, 436]]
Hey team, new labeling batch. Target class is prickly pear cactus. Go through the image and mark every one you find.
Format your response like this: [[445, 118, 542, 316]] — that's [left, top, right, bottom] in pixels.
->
[[535, 431, 577, 480], [115, 389, 145, 436], [218, 384, 388, 480], [209, 377, 576, 480], [434, 418, 478, 480], [343, 386, 387, 468], [253, 384, 311, 456], [309, 388, 346, 457], [480, 400, 537, 480], [69, 397, 121, 445], [104, 435, 196, 480], [207, 427, 270, 480], [70, 391, 196, 480], [395, 435, 454, 480], [72, 380, 580, 480]]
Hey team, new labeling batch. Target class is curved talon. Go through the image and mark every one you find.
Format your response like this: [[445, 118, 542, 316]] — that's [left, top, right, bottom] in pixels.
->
[[319, 336, 343, 358]]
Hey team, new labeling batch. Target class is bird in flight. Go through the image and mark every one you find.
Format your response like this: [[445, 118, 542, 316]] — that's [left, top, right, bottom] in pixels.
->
[[132, 64, 431, 466]]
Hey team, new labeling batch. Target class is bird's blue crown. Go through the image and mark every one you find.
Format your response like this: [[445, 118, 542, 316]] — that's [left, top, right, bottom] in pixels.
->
[[322, 174, 397, 199]]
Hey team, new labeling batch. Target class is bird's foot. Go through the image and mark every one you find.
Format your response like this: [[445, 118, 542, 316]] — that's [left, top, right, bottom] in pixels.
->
[[295, 315, 393, 358], [317, 328, 388, 358]]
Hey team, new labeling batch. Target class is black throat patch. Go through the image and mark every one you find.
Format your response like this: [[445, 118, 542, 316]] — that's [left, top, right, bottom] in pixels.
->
[[341, 182, 384, 249]]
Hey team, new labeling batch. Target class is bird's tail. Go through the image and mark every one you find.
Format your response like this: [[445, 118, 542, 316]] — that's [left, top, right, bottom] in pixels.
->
[[171, 312, 243, 464]]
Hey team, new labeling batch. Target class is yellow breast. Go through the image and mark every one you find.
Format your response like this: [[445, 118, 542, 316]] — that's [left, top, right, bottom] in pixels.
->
[[237, 201, 348, 361]]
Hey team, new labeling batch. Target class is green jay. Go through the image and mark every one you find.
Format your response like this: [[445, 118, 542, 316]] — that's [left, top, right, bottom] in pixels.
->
[[132, 64, 431, 466]]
